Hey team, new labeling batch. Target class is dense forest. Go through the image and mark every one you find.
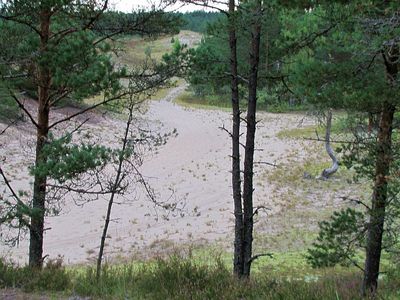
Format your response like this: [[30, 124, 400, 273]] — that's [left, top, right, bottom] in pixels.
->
[[177, 11, 222, 32], [0, 0, 399, 299]]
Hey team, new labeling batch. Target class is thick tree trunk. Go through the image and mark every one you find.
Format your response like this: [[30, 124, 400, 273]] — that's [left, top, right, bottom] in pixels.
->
[[228, 0, 244, 277], [362, 101, 395, 295], [29, 8, 51, 268], [362, 48, 398, 295], [242, 0, 262, 277]]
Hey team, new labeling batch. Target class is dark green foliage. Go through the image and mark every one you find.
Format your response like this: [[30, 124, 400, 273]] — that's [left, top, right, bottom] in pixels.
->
[[187, 32, 230, 95], [307, 208, 365, 268], [177, 11, 222, 33], [284, 2, 400, 111], [0, 83, 20, 122], [183, 3, 308, 112], [285, 3, 399, 293], [94, 10, 183, 37], [29, 133, 112, 184], [0, 10, 122, 105], [162, 39, 195, 78]]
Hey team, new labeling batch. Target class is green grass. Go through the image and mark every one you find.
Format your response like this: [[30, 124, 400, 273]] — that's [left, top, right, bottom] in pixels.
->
[[1, 252, 399, 299], [263, 102, 309, 113], [175, 89, 313, 113], [174, 91, 233, 111], [115, 31, 201, 66], [277, 118, 349, 140]]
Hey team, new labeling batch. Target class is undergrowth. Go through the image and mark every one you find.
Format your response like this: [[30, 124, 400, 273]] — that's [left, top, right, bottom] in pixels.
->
[[1, 254, 399, 299]]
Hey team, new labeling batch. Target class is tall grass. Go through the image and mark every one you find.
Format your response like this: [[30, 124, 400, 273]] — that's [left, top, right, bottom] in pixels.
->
[[1, 254, 399, 299], [0, 257, 71, 292]]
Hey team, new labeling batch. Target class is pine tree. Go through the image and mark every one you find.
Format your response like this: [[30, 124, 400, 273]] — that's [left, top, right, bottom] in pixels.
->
[[0, 0, 181, 268]]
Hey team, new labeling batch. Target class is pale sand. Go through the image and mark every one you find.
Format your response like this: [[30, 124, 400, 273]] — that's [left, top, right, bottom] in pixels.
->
[[0, 85, 314, 265]]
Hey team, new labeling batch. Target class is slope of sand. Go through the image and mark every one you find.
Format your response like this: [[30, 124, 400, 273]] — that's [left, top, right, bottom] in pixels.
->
[[0, 85, 314, 265]]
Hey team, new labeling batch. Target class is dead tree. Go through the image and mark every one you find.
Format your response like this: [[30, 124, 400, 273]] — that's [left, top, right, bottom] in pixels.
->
[[321, 109, 339, 179], [96, 96, 135, 279], [241, 0, 262, 277], [181, 0, 263, 278], [228, 0, 244, 277]]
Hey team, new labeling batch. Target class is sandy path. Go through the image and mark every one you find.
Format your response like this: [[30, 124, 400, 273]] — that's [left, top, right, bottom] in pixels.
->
[[0, 85, 311, 265]]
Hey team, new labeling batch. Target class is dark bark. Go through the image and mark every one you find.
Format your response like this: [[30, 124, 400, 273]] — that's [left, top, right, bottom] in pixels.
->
[[362, 101, 395, 295], [362, 48, 398, 295], [242, 0, 262, 277], [368, 112, 374, 135], [29, 8, 51, 268], [228, 0, 244, 278]]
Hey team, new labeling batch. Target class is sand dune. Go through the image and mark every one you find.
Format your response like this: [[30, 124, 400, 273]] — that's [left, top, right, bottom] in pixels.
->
[[0, 85, 313, 265]]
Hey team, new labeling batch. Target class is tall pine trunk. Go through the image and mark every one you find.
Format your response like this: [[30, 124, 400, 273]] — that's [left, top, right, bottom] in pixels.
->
[[242, 0, 262, 277], [362, 48, 398, 295], [229, 0, 244, 277], [29, 7, 51, 268], [362, 101, 395, 294]]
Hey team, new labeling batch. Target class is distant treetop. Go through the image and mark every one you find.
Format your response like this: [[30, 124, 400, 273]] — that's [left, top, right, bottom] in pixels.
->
[[175, 11, 223, 33]]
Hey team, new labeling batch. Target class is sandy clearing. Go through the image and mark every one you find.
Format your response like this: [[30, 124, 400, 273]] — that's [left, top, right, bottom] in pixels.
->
[[0, 85, 315, 265]]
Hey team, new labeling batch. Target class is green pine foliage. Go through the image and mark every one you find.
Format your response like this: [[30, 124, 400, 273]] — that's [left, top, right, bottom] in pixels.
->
[[29, 133, 112, 184], [286, 1, 400, 284], [182, 4, 305, 112], [177, 11, 222, 33], [0, 82, 20, 122], [307, 208, 365, 268]]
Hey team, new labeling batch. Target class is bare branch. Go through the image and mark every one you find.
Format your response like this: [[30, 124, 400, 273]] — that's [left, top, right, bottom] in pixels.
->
[[180, 0, 230, 15], [248, 252, 273, 264], [341, 196, 371, 211], [252, 205, 270, 217], [254, 161, 277, 167], [0, 120, 18, 136], [9, 92, 39, 128], [219, 124, 233, 137]]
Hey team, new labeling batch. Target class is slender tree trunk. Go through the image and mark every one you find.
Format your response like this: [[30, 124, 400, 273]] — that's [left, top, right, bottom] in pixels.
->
[[29, 8, 51, 268], [228, 0, 244, 278], [242, 0, 262, 277], [96, 102, 134, 279], [321, 109, 339, 179], [362, 48, 398, 295]]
